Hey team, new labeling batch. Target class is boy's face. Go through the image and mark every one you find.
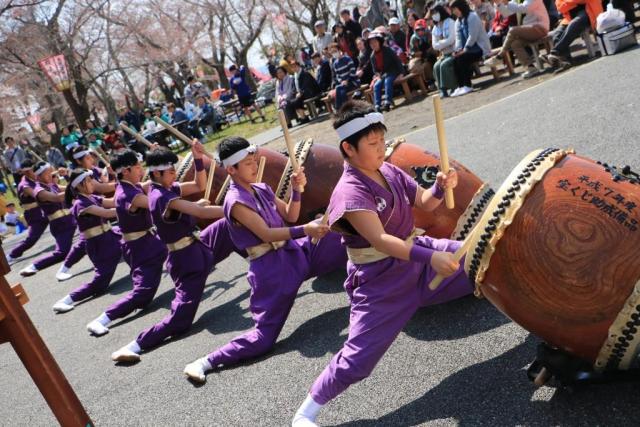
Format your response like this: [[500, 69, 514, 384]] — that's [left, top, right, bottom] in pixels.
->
[[342, 129, 386, 170], [227, 152, 258, 184], [6, 205, 15, 213], [121, 162, 144, 184], [152, 166, 176, 187]]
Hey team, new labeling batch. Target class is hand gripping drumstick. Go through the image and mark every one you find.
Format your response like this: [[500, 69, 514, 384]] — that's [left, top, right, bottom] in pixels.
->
[[256, 156, 266, 183], [432, 96, 455, 209], [427, 223, 479, 290], [311, 211, 330, 245], [277, 110, 304, 193], [119, 123, 155, 149], [203, 161, 216, 202], [153, 117, 215, 160]]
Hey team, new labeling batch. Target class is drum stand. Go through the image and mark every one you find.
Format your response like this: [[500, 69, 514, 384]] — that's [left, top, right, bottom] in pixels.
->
[[527, 342, 640, 387]]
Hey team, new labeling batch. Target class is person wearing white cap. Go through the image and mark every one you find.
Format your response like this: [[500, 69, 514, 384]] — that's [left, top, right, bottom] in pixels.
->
[[312, 20, 333, 58], [387, 17, 406, 51]]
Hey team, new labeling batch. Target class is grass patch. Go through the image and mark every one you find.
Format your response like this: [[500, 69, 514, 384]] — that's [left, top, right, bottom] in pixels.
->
[[177, 104, 280, 155]]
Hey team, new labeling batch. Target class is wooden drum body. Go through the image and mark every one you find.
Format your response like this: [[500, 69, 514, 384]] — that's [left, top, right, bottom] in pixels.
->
[[385, 139, 493, 240], [464, 148, 640, 370]]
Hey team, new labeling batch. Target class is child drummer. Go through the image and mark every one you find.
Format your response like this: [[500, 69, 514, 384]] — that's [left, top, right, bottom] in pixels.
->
[[292, 101, 475, 426], [183, 136, 347, 383], [85, 149, 168, 336], [110, 143, 228, 362]]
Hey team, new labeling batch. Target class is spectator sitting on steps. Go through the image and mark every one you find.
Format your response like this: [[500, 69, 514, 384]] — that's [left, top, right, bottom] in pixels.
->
[[541, 0, 602, 71], [449, 0, 491, 97], [484, 0, 550, 79], [368, 31, 405, 112]]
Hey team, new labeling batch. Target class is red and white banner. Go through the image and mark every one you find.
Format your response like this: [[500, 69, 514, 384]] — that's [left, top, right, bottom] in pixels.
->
[[37, 54, 71, 92]]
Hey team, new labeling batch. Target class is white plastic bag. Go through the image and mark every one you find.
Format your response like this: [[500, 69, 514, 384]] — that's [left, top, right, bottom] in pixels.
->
[[596, 4, 626, 33]]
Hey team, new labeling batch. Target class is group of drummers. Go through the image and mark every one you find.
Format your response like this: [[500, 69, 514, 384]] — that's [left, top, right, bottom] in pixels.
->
[[9, 100, 478, 426]]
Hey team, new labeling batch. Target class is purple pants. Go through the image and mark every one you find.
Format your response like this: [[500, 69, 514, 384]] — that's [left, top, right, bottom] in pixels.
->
[[309, 237, 473, 405], [104, 233, 168, 320], [63, 233, 86, 269], [205, 231, 347, 369], [199, 218, 248, 263], [9, 220, 48, 258], [135, 240, 214, 350], [32, 222, 76, 271], [69, 231, 122, 303]]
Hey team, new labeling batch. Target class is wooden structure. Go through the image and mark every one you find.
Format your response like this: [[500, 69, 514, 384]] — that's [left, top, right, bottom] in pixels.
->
[[0, 247, 93, 426]]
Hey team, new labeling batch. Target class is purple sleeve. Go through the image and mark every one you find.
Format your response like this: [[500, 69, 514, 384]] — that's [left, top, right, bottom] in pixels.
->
[[328, 180, 378, 227]]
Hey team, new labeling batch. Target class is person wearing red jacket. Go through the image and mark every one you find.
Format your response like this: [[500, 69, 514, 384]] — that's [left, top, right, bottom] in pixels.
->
[[488, 10, 516, 48]]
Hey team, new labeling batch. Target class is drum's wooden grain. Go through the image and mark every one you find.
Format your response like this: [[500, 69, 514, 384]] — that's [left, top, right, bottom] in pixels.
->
[[472, 153, 640, 364]]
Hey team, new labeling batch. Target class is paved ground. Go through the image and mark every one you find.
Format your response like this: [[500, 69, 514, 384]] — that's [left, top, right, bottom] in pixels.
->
[[2, 46, 640, 426]]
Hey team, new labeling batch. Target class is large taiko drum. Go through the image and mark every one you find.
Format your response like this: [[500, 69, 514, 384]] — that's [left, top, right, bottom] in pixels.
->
[[273, 139, 344, 224], [385, 138, 494, 240], [464, 148, 640, 371]]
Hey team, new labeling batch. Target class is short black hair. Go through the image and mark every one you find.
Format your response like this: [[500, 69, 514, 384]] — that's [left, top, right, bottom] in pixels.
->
[[333, 100, 387, 157], [275, 66, 288, 75], [145, 147, 178, 181], [20, 158, 35, 169], [33, 161, 48, 173], [217, 136, 250, 166], [4, 136, 14, 143], [340, 8, 350, 14], [311, 52, 322, 59], [449, 0, 470, 17], [187, 75, 195, 82], [70, 144, 90, 165], [110, 149, 140, 179]]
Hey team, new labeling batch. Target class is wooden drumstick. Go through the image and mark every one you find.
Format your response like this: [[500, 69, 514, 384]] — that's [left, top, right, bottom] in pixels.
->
[[92, 149, 110, 168], [534, 367, 551, 387], [119, 123, 154, 149], [311, 211, 330, 245], [256, 156, 266, 183], [153, 117, 215, 159], [432, 96, 455, 209], [427, 223, 479, 290], [26, 148, 44, 163], [203, 161, 216, 202], [277, 110, 304, 193]]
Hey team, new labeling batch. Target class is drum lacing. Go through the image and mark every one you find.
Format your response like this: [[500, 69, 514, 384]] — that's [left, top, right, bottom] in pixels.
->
[[467, 148, 561, 297]]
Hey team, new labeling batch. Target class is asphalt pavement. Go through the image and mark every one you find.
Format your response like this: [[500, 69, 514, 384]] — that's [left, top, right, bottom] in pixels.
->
[[1, 46, 639, 426]]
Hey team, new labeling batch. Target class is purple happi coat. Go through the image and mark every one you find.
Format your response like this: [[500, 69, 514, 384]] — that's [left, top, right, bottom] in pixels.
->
[[309, 161, 473, 405]]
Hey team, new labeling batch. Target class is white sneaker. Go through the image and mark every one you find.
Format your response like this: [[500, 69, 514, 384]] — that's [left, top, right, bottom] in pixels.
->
[[6, 255, 18, 266], [20, 264, 38, 277], [449, 88, 462, 97], [56, 266, 73, 281], [456, 86, 474, 96], [184, 359, 208, 383], [87, 320, 109, 336], [52, 301, 74, 313], [292, 415, 319, 427], [111, 347, 141, 363], [484, 55, 501, 67]]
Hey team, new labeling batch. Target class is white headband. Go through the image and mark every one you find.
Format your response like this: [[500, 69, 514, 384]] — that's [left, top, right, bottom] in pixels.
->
[[35, 163, 51, 176], [71, 170, 92, 188], [221, 145, 257, 168], [115, 153, 143, 174], [148, 163, 175, 172], [336, 112, 385, 141], [72, 150, 91, 160]]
